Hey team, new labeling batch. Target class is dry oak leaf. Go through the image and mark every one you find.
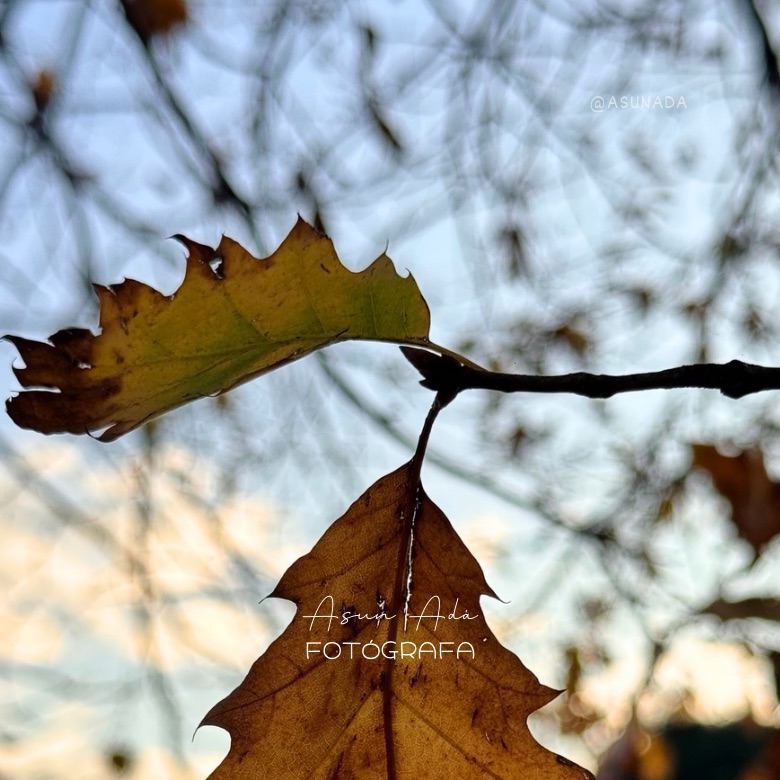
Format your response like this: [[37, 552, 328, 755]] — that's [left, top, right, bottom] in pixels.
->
[[691, 444, 780, 558], [202, 464, 592, 780], [6, 218, 431, 441], [120, 0, 188, 42]]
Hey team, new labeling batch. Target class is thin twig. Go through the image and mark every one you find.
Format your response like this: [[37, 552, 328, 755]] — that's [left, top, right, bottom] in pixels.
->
[[401, 347, 780, 400], [316, 352, 626, 548]]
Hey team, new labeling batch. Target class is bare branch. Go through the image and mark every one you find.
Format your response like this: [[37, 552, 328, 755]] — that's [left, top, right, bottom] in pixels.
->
[[401, 347, 780, 400]]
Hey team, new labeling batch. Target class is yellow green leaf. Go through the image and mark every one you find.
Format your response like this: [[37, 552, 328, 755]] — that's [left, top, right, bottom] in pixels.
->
[[6, 218, 431, 441]]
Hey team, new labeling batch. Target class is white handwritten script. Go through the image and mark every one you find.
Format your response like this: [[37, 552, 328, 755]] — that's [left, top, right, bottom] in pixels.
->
[[302, 595, 480, 660]]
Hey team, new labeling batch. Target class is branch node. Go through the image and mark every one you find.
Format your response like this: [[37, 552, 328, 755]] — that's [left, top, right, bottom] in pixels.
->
[[400, 347, 464, 407]]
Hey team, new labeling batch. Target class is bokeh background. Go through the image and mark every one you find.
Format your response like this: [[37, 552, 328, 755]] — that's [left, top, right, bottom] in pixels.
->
[[2, 1, 780, 777]]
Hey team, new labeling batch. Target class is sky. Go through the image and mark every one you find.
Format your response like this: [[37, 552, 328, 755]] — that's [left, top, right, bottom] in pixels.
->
[[2, 1, 780, 778]]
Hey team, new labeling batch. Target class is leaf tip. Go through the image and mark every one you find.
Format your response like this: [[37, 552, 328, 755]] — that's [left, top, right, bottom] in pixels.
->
[[171, 233, 214, 258]]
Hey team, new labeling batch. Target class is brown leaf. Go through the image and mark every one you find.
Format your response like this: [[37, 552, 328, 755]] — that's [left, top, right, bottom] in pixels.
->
[[597, 721, 780, 780], [700, 597, 780, 623], [716, 231, 746, 263], [6, 218, 432, 441], [202, 464, 592, 779], [120, 0, 187, 43], [691, 444, 780, 558], [30, 68, 55, 113], [106, 747, 134, 776], [548, 321, 590, 357]]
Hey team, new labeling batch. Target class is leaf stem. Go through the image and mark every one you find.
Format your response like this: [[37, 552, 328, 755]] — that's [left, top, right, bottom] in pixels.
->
[[383, 393, 443, 780]]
